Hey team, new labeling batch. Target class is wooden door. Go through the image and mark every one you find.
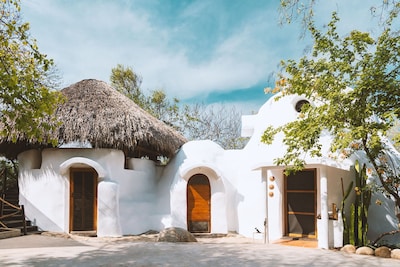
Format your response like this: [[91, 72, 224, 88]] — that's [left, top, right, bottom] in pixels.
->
[[284, 169, 316, 238], [187, 174, 211, 233], [70, 169, 97, 231]]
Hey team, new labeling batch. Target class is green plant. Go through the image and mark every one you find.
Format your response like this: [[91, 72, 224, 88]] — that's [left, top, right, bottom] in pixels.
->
[[341, 178, 353, 245], [343, 160, 372, 246], [0, 159, 18, 193], [349, 161, 372, 246]]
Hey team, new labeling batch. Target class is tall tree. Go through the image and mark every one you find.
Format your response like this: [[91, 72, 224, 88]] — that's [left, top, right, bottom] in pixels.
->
[[0, 0, 62, 145], [110, 64, 248, 149], [110, 64, 182, 130], [263, 6, 400, 222], [146, 89, 181, 129], [110, 64, 144, 107]]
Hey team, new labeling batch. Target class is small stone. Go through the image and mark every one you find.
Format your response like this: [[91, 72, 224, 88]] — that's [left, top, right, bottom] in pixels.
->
[[391, 249, 400, 259], [375, 246, 391, 258], [356, 246, 374, 256], [340, 244, 356, 253], [156, 227, 197, 242]]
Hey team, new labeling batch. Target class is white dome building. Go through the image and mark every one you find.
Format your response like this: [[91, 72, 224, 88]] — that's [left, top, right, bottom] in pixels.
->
[[5, 81, 400, 249]]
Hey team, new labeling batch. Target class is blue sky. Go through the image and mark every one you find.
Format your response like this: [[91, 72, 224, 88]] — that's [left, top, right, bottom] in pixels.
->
[[21, 0, 384, 113]]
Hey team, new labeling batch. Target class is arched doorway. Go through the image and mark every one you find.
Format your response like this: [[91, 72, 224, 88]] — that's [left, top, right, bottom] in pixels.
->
[[187, 174, 211, 233], [70, 168, 98, 232]]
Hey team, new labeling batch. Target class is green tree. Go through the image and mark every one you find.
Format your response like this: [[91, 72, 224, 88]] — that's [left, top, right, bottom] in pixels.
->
[[262, 6, 400, 223], [110, 64, 144, 107], [147, 89, 181, 129], [0, 0, 62, 144], [110, 64, 248, 149], [110, 64, 182, 130], [388, 119, 400, 151]]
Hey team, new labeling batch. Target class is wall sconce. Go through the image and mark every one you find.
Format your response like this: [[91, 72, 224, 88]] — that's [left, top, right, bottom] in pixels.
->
[[269, 184, 274, 190], [269, 176, 275, 181]]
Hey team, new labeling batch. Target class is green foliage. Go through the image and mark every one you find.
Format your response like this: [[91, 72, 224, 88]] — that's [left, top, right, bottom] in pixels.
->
[[0, 158, 18, 192], [387, 119, 400, 151], [264, 6, 400, 209], [341, 161, 372, 246], [146, 89, 181, 130], [110, 64, 144, 106], [344, 160, 372, 246], [110, 64, 183, 131], [341, 178, 353, 245], [0, 0, 63, 144], [261, 125, 279, 145], [110, 64, 248, 149], [278, 0, 317, 36]]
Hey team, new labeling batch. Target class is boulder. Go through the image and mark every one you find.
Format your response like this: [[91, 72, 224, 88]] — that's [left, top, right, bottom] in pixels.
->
[[157, 227, 197, 242], [375, 246, 391, 258], [355, 246, 374, 256], [340, 244, 356, 253], [391, 249, 400, 259]]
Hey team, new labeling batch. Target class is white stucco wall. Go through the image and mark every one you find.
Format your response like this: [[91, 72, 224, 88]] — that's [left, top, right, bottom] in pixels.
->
[[18, 148, 166, 236], [19, 149, 66, 232], [168, 141, 229, 234], [16, 91, 400, 247]]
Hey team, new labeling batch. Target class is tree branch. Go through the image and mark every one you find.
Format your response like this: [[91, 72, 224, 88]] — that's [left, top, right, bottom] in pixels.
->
[[368, 229, 400, 246]]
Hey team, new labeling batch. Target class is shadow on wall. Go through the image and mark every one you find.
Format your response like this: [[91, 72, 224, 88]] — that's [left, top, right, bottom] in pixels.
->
[[19, 194, 64, 232], [233, 188, 245, 233], [368, 192, 400, 245], [222, 176, 243, 233], [18, 167, 67, 232]]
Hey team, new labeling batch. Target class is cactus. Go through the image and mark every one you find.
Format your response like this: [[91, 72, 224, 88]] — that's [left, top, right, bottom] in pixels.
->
[[341, 178, 353, 244], [355, 160, 372, 246], [342, 160, 372, 246]]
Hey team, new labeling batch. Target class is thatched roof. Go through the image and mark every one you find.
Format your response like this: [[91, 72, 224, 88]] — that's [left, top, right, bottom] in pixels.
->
[[0, 79, 186, 160]]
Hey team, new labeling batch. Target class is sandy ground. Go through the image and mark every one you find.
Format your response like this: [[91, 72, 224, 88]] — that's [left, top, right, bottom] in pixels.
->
[[0, 233, 399, 267]]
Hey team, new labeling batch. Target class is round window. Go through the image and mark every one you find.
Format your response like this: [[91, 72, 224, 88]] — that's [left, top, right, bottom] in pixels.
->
[[295, 100, 310, 112]]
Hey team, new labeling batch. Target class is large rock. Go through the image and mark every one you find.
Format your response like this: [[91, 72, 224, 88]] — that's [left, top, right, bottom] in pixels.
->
[[157, 227, 197, 242], [391, 249, 400, 259], [340, 244, 356, 253], [356, 246, 374, 256], [375, 246, 391, 258]]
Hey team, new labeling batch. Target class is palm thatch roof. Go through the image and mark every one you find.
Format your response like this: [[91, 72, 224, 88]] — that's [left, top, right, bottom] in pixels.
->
[[0, 79, 186, 160]]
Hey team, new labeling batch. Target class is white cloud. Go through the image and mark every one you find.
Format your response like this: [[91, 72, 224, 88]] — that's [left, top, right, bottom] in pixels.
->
[[21, 0, 393, 103], [21, 0, 278, 98]]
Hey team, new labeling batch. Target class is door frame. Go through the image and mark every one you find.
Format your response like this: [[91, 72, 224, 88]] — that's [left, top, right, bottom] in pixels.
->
[[283, 168, 317, 238], [187, 174, 211, 233], [69, 168, 98, 232]]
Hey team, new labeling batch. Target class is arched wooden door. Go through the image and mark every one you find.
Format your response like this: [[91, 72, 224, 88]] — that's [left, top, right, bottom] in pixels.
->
[[70, 168, 97, 232], [187, 174, 211, 233]]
